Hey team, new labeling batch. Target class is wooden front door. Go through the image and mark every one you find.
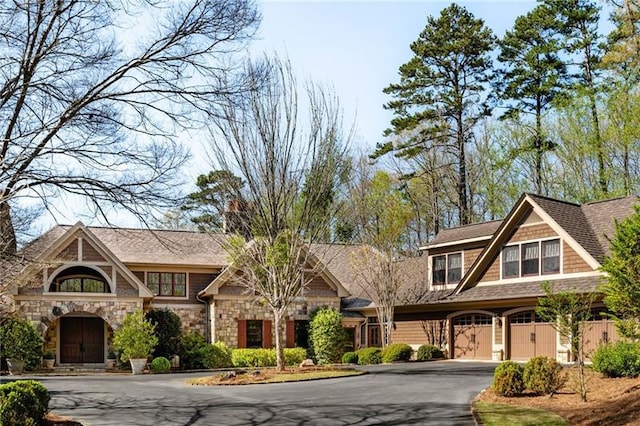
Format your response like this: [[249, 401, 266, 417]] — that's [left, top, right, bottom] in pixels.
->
[[60, 317, 105, 363]]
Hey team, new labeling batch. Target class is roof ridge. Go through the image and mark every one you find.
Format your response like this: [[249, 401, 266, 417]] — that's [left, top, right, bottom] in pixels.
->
[[526, 192, 581, 207], [437, 218, 503, 232], [582, 194, 639, 206]]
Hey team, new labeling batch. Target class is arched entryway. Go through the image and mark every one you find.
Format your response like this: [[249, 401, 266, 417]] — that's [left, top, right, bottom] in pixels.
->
[[45, 313, 113, 364]]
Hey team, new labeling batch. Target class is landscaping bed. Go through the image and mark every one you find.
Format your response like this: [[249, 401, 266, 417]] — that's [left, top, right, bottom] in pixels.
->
[[476, 367, 640, 425], [189, 366, 364, 385]]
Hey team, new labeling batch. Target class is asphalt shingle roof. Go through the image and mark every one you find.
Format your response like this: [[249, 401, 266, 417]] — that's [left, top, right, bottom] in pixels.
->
[[428, 220, 502, 247]]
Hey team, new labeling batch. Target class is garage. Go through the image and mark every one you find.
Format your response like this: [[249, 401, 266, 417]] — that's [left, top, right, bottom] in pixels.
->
[[583, 310, 619, 360], [509, 311, 556, 360], [452, 314, 492, 359]]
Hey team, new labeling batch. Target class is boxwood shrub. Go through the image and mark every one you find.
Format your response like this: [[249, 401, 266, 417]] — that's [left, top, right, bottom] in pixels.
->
[[0, 380, 50, 426], [416, 344, 444, 361], [492, 361, 524, 397], [381, 343, 413, 363], [231, 348, 307, 367], [356, 347, 382, 365], [523, 356, 566, 395], [284, 347, 308, 366], [342, 351, 358, 364], [592, 341, 640, 378], [150, 356, 171, 373]]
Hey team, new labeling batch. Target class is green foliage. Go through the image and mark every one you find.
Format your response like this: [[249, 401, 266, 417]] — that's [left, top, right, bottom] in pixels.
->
[[0, 380, 50, 426], [231, 348, 305, 368], [0, 318, 43, 369], [381, 343, 413, 363], [523, 356, 566, 395], [416, 344, 444, 361], [341, 351, 358, 364], [592, 341, 640, 378], [113, 310, 158, 362], [309, 308, 346, 365], [492, 361, 525, 397], [150, 356, 171, 373], [146, 309, 183, 359], [178, 332, 209, 370], [201, 342, 233, 369], [601, 205, 640, 339], [356, 347, 382, 365]]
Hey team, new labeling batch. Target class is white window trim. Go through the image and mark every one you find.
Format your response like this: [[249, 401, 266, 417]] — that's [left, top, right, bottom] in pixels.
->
[[429, 251, 464, 288], [500, 237, 562, 280]]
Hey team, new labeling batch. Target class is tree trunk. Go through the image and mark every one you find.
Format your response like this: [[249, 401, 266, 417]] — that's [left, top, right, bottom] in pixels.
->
[[457, 118, 469, 225], [0, 200, 17, 258], [273, 309, 285, 371]]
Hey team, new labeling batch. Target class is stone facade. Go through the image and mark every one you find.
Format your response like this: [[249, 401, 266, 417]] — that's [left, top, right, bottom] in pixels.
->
[[149, 303, 207, 335], [212, 297, 340, 348]]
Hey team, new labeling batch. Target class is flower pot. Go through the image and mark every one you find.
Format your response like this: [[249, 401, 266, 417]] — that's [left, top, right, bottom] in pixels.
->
[[130, 358, 147, 374], [106, 359, 116, 369], [43, 358, 55, 369], [7, 358, 25, 375]]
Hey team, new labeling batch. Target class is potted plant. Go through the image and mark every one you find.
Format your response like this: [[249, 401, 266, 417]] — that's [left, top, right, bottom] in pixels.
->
[[0, 318, 43, 375], [106, 350, 117, 369], [113, 310, 158, 374], [43, 350, 55, 369]]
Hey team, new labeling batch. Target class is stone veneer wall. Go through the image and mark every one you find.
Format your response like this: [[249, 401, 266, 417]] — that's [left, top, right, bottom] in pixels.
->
[[212, 297, 340, 348], [17, 298, 143, 335], [150, 304, 207, 336]]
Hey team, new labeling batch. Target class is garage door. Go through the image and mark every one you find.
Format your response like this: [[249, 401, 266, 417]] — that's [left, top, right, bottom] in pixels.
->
[[583, 310, 619, 360], [452, 314, 492, 360], [509, 311, 556, 361]]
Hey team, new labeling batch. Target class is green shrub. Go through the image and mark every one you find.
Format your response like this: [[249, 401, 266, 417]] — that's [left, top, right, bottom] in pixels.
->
[[0, 380, 50, 426], [231, 348, 276, 367], [342, 351, 358, 364], [592, 341, 640, 378], [523, 356, 566, 395], [381, 343, 413, 363], [416, 344, 444, 361], [284, 347, 307, 366], [492, 361, 525, 397], [178, 332, 209, 370], [309, 308, 346, 365], [113, 310, 158, 362], [146, 309, 183, 359], [0, 318, 43, 369], [201, 342, 233, 369], [357, 347, 382, 365], [150, 356, 171, 373]]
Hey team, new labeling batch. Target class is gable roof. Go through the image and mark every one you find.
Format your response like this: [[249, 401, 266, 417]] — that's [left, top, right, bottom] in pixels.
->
[[422, 220, 502, 250], [24, 224, 231, 267]]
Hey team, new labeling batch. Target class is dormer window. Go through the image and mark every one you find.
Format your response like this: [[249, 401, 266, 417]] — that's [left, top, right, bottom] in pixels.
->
[[502, 238, 560, 279], [432, 252, 462, 285]]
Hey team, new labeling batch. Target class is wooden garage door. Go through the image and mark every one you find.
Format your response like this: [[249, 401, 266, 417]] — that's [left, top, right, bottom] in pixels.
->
[[452, 314, 492, 360], [583, 310, 619, 360], [509, 311, 556, 361]]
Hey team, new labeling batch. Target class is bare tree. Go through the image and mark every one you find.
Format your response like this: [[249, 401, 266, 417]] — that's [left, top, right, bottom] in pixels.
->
[[0, 0, 260, 262], [207, 56, 351, 370], [349, 246, 402, 348]]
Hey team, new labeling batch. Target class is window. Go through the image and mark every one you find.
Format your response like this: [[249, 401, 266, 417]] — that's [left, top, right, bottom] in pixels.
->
[[502, 246, 519, 278], [147, 272, 186, 297], [246, 320, 263, 348], [521, 242, 539, 275], [50, 266, 110, 293], [432, 252, 462, 285], [542, 240, 560, 274], [502, 239, 561, 279]]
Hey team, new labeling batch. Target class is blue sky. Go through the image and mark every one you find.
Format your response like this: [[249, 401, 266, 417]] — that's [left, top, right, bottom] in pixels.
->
[[252, 0, 538, 151]]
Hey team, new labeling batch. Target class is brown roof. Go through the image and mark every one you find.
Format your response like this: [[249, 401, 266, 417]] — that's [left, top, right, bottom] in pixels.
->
[[427, 220, 502, 247], [581, 195, 638, 261]]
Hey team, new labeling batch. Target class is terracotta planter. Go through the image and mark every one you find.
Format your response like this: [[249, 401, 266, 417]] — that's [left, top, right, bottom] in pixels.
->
[[7, 358, 25, 375], [130, 358, 147, 374]]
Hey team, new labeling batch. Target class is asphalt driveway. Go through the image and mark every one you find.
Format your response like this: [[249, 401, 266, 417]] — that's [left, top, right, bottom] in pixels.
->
[[12, 361, 496, 426]]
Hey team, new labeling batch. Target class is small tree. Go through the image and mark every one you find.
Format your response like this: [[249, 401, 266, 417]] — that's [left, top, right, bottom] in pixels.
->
[[309, 308, 346, 365], [0, 318, 43, 369], [536, 282, 595, 402], [600, 205, 640, 339], [145, 309, 182, 359], [113, 311, 158, 362]]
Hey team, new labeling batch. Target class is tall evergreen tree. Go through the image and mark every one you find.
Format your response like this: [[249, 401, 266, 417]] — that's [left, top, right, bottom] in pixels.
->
[[496, 4, 567, 194], [377, 3, 495, 226]]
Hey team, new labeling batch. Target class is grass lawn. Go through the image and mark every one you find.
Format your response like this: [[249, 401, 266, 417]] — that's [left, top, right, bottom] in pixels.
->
[[474, 402, 568, 426], [189, 367, 364, 385]]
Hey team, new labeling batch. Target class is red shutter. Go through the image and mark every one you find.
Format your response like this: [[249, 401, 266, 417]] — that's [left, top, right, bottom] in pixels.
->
[[286, 320, 295, 348], [237, 320, 247, 348], [263, 320, 273, 348]]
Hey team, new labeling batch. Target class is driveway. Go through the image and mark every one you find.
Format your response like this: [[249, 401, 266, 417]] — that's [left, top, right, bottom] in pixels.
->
[[15, 361, 496, 425]]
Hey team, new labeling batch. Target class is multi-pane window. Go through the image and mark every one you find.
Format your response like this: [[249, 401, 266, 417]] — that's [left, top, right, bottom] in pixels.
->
[[147, 272, 186, 297], [432, 252, 462, 285], [246, 320, 263, 348], [502, 239, 561, 279], [53, 277, 109, 293]]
